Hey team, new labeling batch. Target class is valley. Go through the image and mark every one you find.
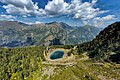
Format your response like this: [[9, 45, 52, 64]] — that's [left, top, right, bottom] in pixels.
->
[[0, 22, 120, 80], [0, 0, 120, 80], [0, 46, 120, 80]]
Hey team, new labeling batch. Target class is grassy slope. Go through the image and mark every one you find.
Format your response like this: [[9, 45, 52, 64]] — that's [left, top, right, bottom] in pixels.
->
[[47, 59, 120, 80]]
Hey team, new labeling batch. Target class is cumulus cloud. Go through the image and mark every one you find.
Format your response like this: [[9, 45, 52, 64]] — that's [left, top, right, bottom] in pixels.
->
[[45, 0, 69, 16], [35, 21, 43, 24], [93, 15, 116, 27], [0, 14, 16, 20], [69, 0, 115, 26], [0, 0, 116, 27], [44, 0, 111, 25], [20, 21, 43, 25], [1, 0, 36, 9], [1, 0, 46, 16], [69, 0, 108, 25], [44, 0, 100, 19], [94, 15, 116, 21]]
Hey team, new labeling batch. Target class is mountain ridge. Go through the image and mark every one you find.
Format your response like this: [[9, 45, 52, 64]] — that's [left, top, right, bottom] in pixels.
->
[[0, 20, 101, 47], [77, 21, 120, 63]]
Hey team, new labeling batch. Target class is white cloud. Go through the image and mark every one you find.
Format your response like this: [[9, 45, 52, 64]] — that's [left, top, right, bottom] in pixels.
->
[[0, 14, 16, 21], [1, 0, 46, 16], [45, 0, 69, 16], [44, 0, 110, 25], [100, 15, 115, 20], [1, 0, 36, 9], [23, 22, 34, 25], [35, 21, 43, 24], [93, 15, 116, 27], [70, 0, 107, 24], [20, 21, 43, 25], [0, 0, 115, 27]]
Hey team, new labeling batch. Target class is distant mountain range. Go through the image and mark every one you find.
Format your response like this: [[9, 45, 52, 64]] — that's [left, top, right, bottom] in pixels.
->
[[0, 21, 102, 47], [66, 25, 101, 44]]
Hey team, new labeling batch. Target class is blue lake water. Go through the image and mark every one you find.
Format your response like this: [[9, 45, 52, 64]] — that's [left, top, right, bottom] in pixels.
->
[[50, 50, 64, 60]]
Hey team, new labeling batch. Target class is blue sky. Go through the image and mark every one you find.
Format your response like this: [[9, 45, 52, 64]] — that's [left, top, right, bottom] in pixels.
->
[[0, 0, 120, 27]]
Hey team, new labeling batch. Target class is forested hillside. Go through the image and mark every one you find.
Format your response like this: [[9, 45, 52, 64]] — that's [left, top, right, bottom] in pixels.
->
[[0, 46, 45, 80], [77, 22, 120, 63]]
